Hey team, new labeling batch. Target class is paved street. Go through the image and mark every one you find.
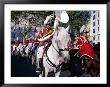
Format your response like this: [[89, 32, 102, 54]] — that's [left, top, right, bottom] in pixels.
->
[[11, 55, 93, 77]]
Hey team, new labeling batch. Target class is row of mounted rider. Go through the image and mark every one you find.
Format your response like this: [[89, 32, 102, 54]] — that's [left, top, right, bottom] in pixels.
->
[[11, 11, 99, 77]]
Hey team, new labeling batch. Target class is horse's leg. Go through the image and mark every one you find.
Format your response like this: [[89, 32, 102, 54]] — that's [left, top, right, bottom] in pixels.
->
[[32, 55, 35, 65], [34, 49, 38, 68], [55, 70, 61, 77], [89, 62, 100, 77], [44, 67, 49, 77], [33, 50, 36, 65], [83, 58, 97, 77], [37, 58, 40, 68], [38, 67, 44, 77], [32, 52, 36, 65], [55, 66, 62, 77], [38, 57, 43, 77], [39, 72, 43, 77], [11, 51, 13, 55]]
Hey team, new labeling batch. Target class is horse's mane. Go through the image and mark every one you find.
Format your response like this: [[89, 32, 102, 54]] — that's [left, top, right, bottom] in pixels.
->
[[56, 27, 69, 35]]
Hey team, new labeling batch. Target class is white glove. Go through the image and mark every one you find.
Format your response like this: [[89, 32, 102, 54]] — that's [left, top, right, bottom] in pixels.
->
[[44, 16, 52, 25]]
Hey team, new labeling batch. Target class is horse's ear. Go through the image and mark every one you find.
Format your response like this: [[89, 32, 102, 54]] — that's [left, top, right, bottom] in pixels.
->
[[66, 25, 70, 32], [60, 11, 69, 23]]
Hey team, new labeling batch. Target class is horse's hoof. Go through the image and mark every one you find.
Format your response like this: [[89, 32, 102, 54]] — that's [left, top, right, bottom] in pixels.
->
[[39, 74, 42, 77], [36, 71, 42, 76]]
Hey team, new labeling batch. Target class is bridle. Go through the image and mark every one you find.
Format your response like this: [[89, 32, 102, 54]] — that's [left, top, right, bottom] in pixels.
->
[[51, 43, 69, 56]]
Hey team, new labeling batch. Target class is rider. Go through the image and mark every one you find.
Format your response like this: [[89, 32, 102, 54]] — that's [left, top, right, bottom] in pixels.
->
[[33, 36, 40, 54], [23, 35, 30, 48], [15, 37, 20, 46], [35, 12, 55, 73], [74, 25, 95, 70]]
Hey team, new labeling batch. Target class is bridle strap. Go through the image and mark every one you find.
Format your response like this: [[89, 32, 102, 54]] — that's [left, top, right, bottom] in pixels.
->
[[46, 55, 63, 73], [59, 48, 69, 51], [45, 45, 57, 68], [46, 55, 57, 68], [52, 43, 69, 56], [52, 43, 60, 55], [46, 51, 63, 70]]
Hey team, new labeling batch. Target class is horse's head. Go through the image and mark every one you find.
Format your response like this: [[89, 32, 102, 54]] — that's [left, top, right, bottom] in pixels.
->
[[52, 27, 71, 63]]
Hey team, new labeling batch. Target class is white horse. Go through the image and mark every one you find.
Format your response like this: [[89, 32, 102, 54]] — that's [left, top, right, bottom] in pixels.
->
[[12, 43, 25, 56], [41, 27, 71, 77], [16, 43, 23, 55], [18, 43, 26, 57], [25, 43, 33, 58], [12, 44, 18, 56], [30, 44, 38, 65]]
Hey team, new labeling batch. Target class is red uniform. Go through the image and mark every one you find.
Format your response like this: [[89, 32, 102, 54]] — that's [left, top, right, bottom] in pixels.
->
[[37, 27, 51, 39], [24, 38, 29, 46], [34, 39, 40, 46], [75, 36, 94, 59], [36, 27, 52, 47], [39, 42, 45, 47]]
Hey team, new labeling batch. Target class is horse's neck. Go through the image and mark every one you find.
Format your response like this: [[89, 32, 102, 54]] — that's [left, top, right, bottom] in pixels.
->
[[47, 33, 59, 63], [52, 29, 60, 53], [47, 46, 58, 65]]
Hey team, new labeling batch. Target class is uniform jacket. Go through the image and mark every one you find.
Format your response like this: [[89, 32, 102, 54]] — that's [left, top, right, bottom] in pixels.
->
[[75, 36, 94, 59]]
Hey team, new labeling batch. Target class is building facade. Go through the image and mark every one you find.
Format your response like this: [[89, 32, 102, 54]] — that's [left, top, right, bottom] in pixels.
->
[[87, 11, 100, 45]]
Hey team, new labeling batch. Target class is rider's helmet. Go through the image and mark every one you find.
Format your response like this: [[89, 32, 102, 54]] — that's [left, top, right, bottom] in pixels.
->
[[80, 25, 89, 35]]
